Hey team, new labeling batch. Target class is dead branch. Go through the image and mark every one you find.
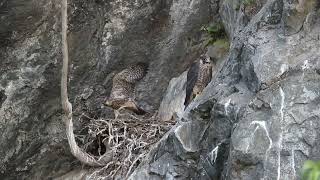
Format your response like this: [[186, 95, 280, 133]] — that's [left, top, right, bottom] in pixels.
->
[[60, 0, 112, 167]]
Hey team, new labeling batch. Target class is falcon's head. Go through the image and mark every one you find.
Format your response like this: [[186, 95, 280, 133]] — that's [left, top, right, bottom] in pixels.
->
[[199, 54, 214, 65]]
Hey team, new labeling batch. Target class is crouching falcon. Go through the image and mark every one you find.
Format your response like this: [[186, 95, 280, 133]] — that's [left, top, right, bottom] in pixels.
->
[[105, 62, 148, 115], [184, 53, 214, 108]]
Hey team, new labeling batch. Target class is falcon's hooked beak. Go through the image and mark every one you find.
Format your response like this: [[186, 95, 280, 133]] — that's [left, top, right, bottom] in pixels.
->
[[200, 54, 213, 64]]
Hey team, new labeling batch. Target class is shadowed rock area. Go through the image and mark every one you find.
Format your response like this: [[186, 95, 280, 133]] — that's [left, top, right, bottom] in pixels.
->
[[0, 0, 319, 179]]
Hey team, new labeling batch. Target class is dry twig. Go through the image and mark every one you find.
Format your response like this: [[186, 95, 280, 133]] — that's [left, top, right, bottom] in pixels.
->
[[84, 111, 175, 178]]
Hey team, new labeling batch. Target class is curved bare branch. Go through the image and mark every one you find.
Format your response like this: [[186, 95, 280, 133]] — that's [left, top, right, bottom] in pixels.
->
[[61, 0, 112, 166]]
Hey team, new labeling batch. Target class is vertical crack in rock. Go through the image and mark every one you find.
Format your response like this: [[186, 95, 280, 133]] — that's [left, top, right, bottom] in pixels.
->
[[0, 90, 6, 108]]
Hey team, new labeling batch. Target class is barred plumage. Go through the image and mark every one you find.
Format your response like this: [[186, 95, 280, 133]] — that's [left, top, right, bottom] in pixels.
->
[[184, 53, 214, 108], [105, 62, 148, 115]]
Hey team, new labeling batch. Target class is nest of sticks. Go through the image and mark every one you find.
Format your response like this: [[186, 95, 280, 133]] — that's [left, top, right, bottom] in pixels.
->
[[78, 111, 175, 179]]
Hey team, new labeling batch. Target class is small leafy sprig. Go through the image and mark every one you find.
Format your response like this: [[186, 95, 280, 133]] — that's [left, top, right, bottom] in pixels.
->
[[302, 160, 320, 180], [201, 22, 227, 46]]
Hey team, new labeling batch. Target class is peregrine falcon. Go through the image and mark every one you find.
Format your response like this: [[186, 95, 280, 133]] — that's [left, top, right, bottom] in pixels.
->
[[105, 62, 148, 115], [184, 53, 214, 108]]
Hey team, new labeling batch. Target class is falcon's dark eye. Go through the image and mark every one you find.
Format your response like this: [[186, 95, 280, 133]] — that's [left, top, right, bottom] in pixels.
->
[[203, 58, 211, 64]]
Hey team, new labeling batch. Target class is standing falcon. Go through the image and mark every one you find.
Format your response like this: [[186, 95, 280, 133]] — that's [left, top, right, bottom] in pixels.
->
[[184, 53, 214, 108], [105, 62, 148, 115]]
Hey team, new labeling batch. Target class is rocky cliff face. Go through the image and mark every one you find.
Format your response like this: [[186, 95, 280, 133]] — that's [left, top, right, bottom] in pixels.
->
[[0, 0, 319, 179]]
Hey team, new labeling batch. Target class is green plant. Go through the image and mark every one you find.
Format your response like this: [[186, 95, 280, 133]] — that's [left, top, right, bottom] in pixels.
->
[[201, 22, 228, 46], [302, 160, 320, 180], [243, 0, 256, 6]]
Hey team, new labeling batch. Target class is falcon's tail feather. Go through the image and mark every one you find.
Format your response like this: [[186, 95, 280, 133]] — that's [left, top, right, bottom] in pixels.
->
[[131, 106, 147, 115]]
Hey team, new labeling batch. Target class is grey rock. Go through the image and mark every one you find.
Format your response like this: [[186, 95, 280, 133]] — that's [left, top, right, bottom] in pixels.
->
[[132, 1, 320, 180], [1, 0, 320, 179], [0, 0, 215, 179], [174, 121, 209, 153], [158, 71, 187, 122]]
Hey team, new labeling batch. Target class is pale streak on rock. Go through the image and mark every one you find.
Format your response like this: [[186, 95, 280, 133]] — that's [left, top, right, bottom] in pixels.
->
[[224, 99, 231, 116], [210, 145, 219, 163], [291, 149, 296, 180], [246, 121, 273, 156], [302, 60, 310, 70], [277, 87, 285, 180], [245, 126, 259, 153], [280, 64, 288, 75]]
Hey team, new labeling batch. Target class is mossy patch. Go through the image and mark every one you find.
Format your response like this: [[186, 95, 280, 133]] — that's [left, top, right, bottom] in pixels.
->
[[213, 39, 230, 50], [201, 22, 230, 59], [201, 22, 228, 47], [296, 0, 317, 13], [284, 0, 317, 35], [243, 0, 256, 6]]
